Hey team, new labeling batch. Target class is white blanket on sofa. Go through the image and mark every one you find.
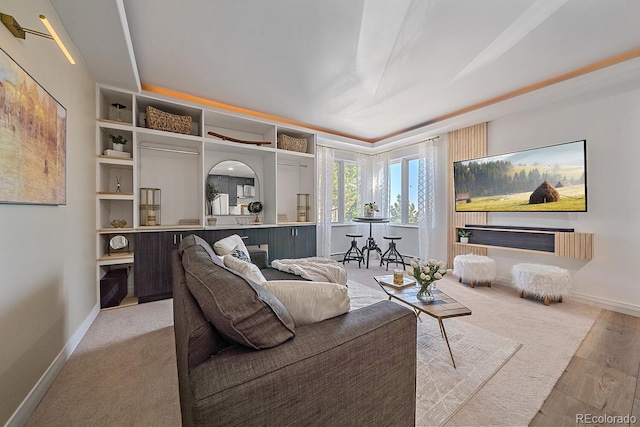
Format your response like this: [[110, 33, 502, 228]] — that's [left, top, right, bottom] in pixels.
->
[[271, 257, 347, 285]]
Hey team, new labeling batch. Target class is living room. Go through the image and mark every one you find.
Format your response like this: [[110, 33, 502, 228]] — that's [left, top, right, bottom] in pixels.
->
[[1, 0, 639, 426]]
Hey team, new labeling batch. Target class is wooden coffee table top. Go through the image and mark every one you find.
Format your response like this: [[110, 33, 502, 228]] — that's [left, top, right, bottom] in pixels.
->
[[374, 276, 472, 320]]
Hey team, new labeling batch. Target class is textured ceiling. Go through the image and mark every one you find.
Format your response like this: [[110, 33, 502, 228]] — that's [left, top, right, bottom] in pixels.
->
[[52, 0, 640, 142]]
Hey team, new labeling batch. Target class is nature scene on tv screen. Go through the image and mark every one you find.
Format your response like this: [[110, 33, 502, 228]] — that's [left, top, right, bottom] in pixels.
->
[[454, 140, 586, 212]]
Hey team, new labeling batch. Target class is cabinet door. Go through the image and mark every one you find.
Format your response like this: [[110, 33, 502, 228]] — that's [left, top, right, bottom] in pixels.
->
[[295, 225, 317, 258], [268, 226, 316, 262], [134, 231, 188, 302]]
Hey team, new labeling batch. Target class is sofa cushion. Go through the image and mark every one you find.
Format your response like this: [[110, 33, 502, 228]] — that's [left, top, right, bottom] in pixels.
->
[[224, 253, 267, 284], [180, 235, 295, 349], [261, 280, 350, 327], [213, 234, 249, 258]]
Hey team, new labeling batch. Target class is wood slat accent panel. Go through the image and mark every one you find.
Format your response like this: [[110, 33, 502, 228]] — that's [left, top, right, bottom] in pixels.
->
[[555, 232, 593, 259], [447, 123, 488, 267]]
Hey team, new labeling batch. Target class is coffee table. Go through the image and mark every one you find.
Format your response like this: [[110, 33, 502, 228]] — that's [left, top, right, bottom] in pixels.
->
[[374, 276, 472, 368]]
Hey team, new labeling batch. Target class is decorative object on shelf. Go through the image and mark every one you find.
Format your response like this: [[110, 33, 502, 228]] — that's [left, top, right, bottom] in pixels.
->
[[107, 235, 129, 255], [207, 217, 217, 226], [277, 134, 308, 153], [110, 103, 127, 122], [205, 182, 221, 215], [110, 219, 127, 228], [115, 176, 122, 193], [297, 193, 310, 222], [140, 188, 161, 226], [248, 201, 263, 224], [458, 229, 471, 244], [208, 131, 270, 146], [145, 105, 192, 135], [363, 202, 379, 218], [0, 48, 66, 205], [103, 148, 131, 158], [108, 134, 127, 152], [278, 213, 288, 223], [178, 218, 200, 225], [408, 258, 452, 302]]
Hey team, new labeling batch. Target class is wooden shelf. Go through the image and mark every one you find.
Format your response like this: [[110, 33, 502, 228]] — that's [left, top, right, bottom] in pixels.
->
[[98, 252, 134, 265]]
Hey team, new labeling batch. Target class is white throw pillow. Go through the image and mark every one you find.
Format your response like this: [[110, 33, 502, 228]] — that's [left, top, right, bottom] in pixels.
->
[[261, 280, 350, 327], [223, 253, 266, 284], [213, 234, 249, 258]]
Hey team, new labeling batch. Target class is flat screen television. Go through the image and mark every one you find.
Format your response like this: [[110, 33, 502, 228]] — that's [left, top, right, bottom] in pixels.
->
[[454, 140, 587, 212]]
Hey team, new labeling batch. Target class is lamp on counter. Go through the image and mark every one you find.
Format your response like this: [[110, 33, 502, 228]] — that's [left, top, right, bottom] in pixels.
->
[[1, 12, 75, 64]]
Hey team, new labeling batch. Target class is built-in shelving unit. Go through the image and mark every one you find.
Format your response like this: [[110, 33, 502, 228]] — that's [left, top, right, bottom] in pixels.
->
[[95, 85, 318, 308], [455, 225, 593, 259]]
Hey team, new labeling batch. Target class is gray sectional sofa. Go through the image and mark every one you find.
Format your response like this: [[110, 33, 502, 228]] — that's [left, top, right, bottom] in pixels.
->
[[172, 235, 417, 426]]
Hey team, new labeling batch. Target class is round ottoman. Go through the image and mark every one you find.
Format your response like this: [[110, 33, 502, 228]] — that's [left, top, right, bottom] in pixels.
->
[[453, 254, 496, 288], [511, 263, 571, 306]]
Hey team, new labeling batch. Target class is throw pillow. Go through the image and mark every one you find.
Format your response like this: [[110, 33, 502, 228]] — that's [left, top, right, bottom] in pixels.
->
[[224, 253, 267, 284], [181, 239, 295, 349], [261, 280, 350, 327], [230, 248, 251, 262], [213, 234, 249, 258]]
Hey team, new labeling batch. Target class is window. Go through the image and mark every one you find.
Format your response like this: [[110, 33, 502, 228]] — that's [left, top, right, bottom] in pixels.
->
[[332, 160, 359, 222], [389, 157, 419, 224]]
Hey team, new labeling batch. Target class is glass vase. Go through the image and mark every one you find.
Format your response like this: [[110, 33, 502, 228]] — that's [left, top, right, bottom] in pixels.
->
[[416, 282, 435, 302]]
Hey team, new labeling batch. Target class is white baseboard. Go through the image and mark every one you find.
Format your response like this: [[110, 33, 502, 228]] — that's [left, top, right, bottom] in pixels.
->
[[493, 275, 640, 317], [5, 303, 100, 427]]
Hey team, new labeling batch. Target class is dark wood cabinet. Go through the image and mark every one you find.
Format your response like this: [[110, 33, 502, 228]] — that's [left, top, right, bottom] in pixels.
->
[[134, 226, 315, 302], [134, 231, 195, 302], [269, 225, 316, 263]]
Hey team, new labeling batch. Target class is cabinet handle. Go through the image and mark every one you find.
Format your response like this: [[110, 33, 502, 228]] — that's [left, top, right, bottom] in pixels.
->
[[295, 229, 298, 236], [180, 234, 183, 242], [174, 235, 177, 245]]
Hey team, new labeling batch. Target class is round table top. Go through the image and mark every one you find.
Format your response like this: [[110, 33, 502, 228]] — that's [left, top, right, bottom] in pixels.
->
[[354, 217, 389, 223]]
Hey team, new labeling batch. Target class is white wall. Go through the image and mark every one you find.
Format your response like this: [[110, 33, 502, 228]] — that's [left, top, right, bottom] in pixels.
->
[[0, 1, 96, 424], [486, 87, 640, 313]]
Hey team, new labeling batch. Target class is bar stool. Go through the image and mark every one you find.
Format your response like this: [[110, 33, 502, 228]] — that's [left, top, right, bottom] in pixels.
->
[[342, 233, 364, 268], [380, 236, 406, 271]]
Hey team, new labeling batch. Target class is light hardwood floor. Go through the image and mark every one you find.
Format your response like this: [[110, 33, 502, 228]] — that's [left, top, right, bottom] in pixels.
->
[[531, 309, 640, 426]]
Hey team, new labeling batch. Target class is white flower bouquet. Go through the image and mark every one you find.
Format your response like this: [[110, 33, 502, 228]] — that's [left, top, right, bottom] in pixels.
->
[[407, 258, 452, 301]]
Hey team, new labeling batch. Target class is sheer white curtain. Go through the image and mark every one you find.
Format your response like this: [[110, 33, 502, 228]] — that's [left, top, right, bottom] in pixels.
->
[[418, 140, 436, 261], [357, 152, 390, 255], [316, 146, 334, 258]]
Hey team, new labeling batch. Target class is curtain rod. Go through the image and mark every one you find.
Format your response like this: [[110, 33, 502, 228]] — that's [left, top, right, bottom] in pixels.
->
[[317, 135, 439, 156], [138, 145, 200, 155]]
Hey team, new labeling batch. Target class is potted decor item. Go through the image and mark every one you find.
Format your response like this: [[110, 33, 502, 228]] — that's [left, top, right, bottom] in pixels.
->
[[458, 229, 471, 244], [205, 182, 220, 216], [108, 134, 127, 152], [363, 202, 379, 218], [408, 258, 452, 302]]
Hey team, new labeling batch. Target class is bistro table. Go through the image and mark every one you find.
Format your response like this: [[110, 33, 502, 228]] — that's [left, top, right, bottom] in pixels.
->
[[354, 216, 389, 268]]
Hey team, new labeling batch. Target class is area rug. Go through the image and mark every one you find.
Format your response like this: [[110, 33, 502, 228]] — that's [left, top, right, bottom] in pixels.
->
[[348, 280, 522, 427]]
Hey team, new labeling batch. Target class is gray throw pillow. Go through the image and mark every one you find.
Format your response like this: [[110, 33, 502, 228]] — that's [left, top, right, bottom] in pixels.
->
[[180, 235, 295, 349]]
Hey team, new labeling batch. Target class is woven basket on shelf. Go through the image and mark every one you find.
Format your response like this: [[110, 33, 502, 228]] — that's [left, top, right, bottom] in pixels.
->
[[277, 134, 308, 153], [145, 106, 192, 135]]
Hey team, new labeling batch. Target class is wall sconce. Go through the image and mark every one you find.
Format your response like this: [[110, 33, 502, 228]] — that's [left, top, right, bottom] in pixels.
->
[[1, 12, 75, 64]]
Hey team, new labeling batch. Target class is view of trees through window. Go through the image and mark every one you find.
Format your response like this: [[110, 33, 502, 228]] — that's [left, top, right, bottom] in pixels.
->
[[333, 158, 420, 224], [332, 161, 359, 222], [389, 159, 419, 224]]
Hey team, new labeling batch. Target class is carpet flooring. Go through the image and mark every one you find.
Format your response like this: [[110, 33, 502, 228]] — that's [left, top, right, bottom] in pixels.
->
[[26, 264, 602, 426], [348, 280, 521, 426]]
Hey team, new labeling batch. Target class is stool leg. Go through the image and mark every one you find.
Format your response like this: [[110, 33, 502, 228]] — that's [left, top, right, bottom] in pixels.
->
[[558, 296, 563, 303], [543, 296, 550, 306], [488, 281, 492, 288], [519, 290, 524, 298], [471, 281, 476, 288]]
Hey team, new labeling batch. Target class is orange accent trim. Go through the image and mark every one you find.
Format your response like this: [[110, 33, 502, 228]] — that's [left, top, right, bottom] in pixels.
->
[[143, 47, 640, 143], [140, 84, 376, 143]]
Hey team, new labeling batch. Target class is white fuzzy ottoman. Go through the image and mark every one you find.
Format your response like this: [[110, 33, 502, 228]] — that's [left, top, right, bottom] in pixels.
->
[[511, 263, 571, 306], [453, 254, 496, 288]]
